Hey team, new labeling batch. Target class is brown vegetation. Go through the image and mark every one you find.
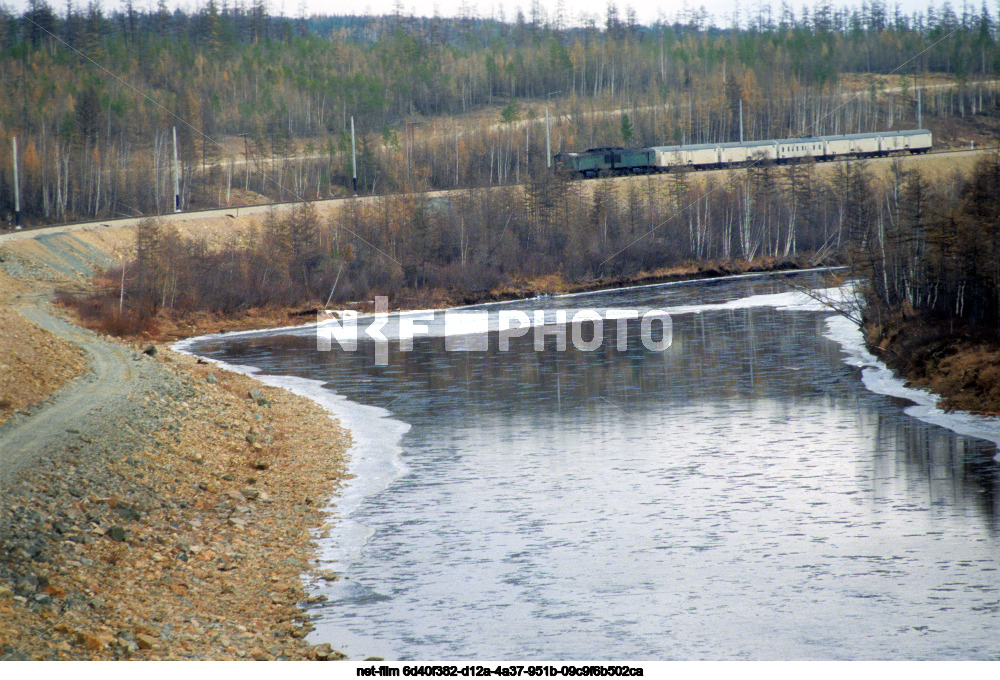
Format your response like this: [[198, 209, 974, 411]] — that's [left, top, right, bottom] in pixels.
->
[[55, 160, 862, 339], [857, 152, 1000, 413], [865, 312, 1000, 414]]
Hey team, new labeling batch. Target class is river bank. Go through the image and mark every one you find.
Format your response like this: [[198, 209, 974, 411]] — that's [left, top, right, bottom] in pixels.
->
[[0, 302, 352, 659], [0, 222, 361, 659], [864, 312, 1000, 415], [97, 254, 833, 342], [0, 326, 352, 660]]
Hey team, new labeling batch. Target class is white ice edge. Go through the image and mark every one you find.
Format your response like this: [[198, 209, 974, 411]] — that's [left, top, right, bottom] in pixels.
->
[[170, 342, 412, 571], [171, 266, 848, 347], [822, 313, 1000, 458], [172, 275, 1000, 589], [715, 286, 1000, 457]]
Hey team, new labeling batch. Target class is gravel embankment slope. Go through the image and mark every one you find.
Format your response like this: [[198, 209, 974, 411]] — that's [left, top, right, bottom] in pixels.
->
[[0, 330, 352, 660], [0, 307, 87, 430], [0, 228, 354, 660]]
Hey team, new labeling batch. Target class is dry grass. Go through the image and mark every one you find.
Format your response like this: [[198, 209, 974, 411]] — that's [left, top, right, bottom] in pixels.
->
[[867, 312, 1000, 416], [931, 345, 1000, 414]]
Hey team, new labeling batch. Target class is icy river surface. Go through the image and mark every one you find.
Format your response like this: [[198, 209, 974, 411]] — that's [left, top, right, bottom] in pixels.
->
[[179, 271, 1000, 660]]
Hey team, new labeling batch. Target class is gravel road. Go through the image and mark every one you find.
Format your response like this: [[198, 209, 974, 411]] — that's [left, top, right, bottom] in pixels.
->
[[0, 307, 175, 487]]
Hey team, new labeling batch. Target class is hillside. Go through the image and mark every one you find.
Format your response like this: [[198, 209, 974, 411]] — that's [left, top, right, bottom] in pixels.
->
[[3, 4, 1000, 227]]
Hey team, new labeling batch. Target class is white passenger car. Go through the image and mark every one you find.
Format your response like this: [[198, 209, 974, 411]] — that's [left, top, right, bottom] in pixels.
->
[[642, 129, 930, 173], [775, 138, 827, 161], [649, 145, 685, 169]]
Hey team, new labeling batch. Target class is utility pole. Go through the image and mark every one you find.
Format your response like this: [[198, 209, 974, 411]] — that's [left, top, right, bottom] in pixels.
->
[[739, 100, 744, 143], [172, 126, 181, 212], [917, 89, 922, 128], [546, 91, 560, 169], [545, 105, 551, 168], [240, 132, 250, 193], [405, 121, 420, 188], [12, 136, 21, 229], [406, 121, 412, 186], [351, 115, 357, 197]]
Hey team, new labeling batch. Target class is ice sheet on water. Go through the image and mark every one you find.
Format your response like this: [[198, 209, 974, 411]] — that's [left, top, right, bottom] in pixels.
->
[[821, 313, 1000, 455], [664, 286, 853, 316], [667, 285, 1000, 456], [171, 339, 411, 565]]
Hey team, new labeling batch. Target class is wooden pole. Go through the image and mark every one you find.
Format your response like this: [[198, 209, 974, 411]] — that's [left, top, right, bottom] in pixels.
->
[[351, 116, 357, 196], [172, 126, 181, 212], [546, 105, 551, 168], [739, 100, 744, 143], [12, 136, 21, 229]]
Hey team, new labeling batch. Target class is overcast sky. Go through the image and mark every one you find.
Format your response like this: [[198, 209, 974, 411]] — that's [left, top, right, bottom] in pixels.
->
[[1, 0, 948, 26]]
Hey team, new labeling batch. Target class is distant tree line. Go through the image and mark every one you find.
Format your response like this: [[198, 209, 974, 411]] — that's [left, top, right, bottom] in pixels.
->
[[3, 1, 1000, 225]]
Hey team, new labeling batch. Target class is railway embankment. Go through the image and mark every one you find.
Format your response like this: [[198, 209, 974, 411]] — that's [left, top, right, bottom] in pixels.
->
[[0, 219, 353, 660]]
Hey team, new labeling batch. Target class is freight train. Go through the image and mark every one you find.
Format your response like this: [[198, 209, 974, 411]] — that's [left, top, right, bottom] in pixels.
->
[[553, 129, 932, 177]]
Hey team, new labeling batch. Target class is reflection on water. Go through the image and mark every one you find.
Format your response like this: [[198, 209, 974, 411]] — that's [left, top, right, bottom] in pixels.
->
[[187, 272, 1000, 660]]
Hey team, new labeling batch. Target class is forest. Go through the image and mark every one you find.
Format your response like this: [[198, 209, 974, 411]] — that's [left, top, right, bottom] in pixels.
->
[[2, 1, 999, 356], [2, 1, 1000, 224], [847, 150, 1000, 411], [65, 156, 921, 333]]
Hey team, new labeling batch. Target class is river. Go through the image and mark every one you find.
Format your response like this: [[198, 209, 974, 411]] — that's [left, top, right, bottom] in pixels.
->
[[178, 270, 1000, 660]]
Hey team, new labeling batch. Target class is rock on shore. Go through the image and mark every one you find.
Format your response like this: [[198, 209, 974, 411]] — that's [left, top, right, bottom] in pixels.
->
[[0, 347, 351, 660]]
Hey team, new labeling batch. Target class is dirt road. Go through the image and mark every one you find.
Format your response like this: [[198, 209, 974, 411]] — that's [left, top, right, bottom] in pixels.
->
[[0, 306, 148, 486]]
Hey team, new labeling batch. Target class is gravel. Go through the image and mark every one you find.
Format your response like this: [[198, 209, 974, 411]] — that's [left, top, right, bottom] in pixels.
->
[[0, 336, 353, 660]]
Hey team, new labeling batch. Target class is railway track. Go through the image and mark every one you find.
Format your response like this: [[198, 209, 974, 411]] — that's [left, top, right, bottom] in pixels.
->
[[1, 145, 994, 244]]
